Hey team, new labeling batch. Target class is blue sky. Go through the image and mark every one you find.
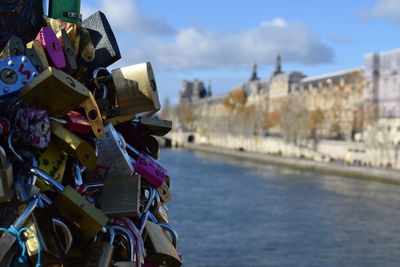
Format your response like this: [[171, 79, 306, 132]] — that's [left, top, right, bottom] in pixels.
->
[[82, 0, 400, 104]]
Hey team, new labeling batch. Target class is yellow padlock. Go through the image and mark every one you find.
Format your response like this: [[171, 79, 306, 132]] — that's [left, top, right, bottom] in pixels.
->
[[111, 62, 160, 116], [80, 91, 105, 138], [36, 140, 68, 191], [51, 121, 97, 168], [26, 40, 50, 69], [20, 67, 89, 118]]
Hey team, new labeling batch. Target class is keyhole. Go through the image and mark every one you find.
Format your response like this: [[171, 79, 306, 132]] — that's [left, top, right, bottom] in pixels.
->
[[6, 70, 14, 79], [52, 42, 58, 51], [150, 80, 157, 92], [88, 109, 97, 120], [13, 48, 21, 55]]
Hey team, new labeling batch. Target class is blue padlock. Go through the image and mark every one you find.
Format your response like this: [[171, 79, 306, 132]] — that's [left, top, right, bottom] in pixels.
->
[[0, 55, 38, 99]]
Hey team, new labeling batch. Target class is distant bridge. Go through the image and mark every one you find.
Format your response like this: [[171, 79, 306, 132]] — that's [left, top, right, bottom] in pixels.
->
[[161, 130, 196, 147]]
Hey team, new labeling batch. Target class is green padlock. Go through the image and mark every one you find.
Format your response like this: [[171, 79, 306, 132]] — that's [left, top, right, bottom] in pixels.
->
[[48, 0, 82, 24]]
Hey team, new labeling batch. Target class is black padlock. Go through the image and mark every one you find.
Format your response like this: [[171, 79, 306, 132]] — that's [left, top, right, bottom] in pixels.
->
[[79, 11, 121, 73]]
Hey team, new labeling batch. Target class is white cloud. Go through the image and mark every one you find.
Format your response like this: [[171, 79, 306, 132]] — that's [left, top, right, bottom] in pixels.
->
[[128, 18, 334, 71], [360, 0, 400, 23], [83, 0, 175, 36]]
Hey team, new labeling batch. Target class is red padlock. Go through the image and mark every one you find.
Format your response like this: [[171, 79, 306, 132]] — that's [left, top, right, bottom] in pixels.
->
[[0, 118, 10, 136], [64, 110, 92, 135]]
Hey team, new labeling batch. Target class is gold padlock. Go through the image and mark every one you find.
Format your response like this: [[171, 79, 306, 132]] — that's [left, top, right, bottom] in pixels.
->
[[46, 17, 81, 55], [80, 91, 105, 138], [132, 117, 172, 136], [58, 29, 78, 72], [77, 27, 95, 63], [25, 48, 47, 73], [29, 168, 109, 242], [22, 208, 66, 266], [26, 40, 50, 69], [100, 174, 140, 218], [155, 203, 169, 224], [20, 67, 90, 118], [106, 114, 136, 126], [111, 62, 160, 116], [143, 220, 182, 267], [36, 140, 68, 190], [51, 121, 97, 168]]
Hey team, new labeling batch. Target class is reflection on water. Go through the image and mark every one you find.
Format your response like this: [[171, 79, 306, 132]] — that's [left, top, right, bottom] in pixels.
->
[[159, 148, 400, 267]]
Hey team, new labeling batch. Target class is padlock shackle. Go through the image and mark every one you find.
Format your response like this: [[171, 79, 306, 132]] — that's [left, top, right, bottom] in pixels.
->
[[12, 198, 39, 230], [86, 182, 104, 189], [8, 132, 23, 162], [73, 163, 83, 186], [49, 116, 68, 124], [142, 187, 156, 214], [106, 226, 115, 244], [158, 222, 179, 249], [29, 168, 64, 192], [52, 218, 73, 255], [112, 225, 135, 262], [139, 210, 158, 235], [92, 67, 111, 91]]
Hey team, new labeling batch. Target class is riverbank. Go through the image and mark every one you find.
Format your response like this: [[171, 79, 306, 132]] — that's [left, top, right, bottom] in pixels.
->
[[182, 143, 400, 184]]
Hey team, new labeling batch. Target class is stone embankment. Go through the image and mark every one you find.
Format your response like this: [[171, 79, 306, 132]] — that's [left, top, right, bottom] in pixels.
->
[[183, 143, 400, 184]]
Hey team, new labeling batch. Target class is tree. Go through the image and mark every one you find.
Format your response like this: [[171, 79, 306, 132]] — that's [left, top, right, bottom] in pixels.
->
[[279, 96, 309, 143], [264, 111, 280, 129], [222, 86, 247, 112], [308, 107, 324, 139]]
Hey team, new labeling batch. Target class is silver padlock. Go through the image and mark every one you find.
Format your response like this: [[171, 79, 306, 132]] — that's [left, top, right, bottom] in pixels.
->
[[90, 124, 133, 182]]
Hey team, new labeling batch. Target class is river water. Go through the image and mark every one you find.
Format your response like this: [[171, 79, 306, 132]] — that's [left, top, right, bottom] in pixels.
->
[[158, 148, 400, 267]]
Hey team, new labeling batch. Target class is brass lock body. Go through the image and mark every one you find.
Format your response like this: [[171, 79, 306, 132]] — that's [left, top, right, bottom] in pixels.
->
[[51, 121, 97, 168], [36, 140, 68, 191], [20, 67, 90, 118], [111, 62, 160, 116], [30, 168, 109, 242], [83, 226, 115, 267], [132, 117, 172, 136], [26, 40, 50, 70], [100, 174, 140, 218], [22, 208, 66, 266], [80, 91, 105, 138], [143, 220, 182, 267], [58, 29, 78, 72]]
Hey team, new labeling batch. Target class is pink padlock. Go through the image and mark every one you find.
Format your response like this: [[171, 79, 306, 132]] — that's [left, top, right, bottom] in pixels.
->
[[35, 26, 66, 69], [126, 143, 167, 187], [14, 105, 51, 149]]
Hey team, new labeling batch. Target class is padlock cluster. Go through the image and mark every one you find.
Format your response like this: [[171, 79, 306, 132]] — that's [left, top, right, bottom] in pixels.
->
[[0, 5, 182, 267]]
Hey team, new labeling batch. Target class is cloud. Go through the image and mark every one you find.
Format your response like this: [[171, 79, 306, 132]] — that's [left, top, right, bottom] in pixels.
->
[[82, 0, 175, 36], [359, 0, 400, 23], [326, 34, 352, 45], [128, 18, 334, 71]]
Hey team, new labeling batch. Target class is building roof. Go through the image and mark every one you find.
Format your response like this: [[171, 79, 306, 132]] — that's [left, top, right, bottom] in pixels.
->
[[300, 68, 363, 84], [196, 93, 228, 105]]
